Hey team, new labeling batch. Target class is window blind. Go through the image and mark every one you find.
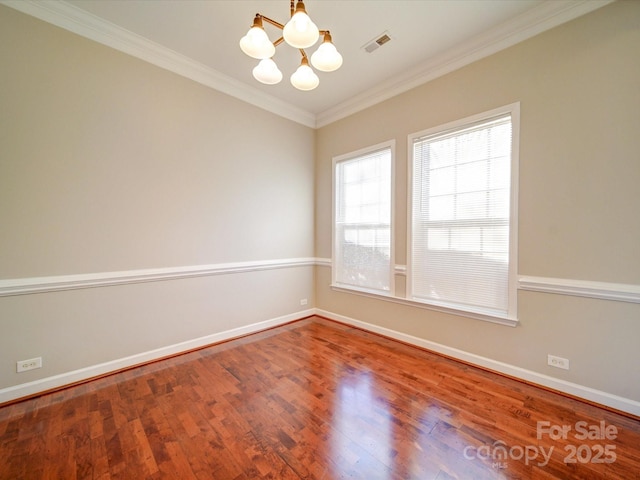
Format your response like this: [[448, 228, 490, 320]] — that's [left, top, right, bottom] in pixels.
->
[[410, 114, 513, 316], [334, 146, 392, 293]]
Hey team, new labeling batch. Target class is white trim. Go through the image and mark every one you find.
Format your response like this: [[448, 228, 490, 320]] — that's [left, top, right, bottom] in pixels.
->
[[330, 285, 518, 327], [509, 105, 521, 318], [0, 0, 612, 129], [320, 260, 640, 305], [3, 306, 638, 413], [0, 309, 314, 405], [406, 103, 520, 322], [331, 140, 396, 295], [316, 309, 640, 417], [519, 276, 640, 304], [316, 0, 614, 127], [394, 264, 407, 275], [318, 259, 405, 275], [316, 257, 332, 268], [0, 258, 316, 297], [0, 0, 316, 127]]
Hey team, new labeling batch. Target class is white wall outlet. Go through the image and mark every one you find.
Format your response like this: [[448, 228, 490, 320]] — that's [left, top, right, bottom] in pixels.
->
[[547, 354, 569, 370], [17, 357, 42, 373], [300, 298, 308, 306]]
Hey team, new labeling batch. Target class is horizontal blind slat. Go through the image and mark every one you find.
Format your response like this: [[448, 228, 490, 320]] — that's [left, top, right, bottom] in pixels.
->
[[410, 114, 512, 313], [335, 147, 392, 293]]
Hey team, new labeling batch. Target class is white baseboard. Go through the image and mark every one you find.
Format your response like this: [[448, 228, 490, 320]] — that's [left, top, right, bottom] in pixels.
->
[[4, 307, 638, 417], [0, 309, 314, 405], [315, 309, 640, 417]]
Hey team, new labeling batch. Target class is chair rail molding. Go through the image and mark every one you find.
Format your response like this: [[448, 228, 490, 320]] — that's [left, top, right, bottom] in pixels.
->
[[317, 259, 640, 304], [519, 275, 640, 304], [0, 258, 316, 297]]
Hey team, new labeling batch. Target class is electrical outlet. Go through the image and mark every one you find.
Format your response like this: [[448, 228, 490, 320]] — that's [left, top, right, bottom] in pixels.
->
[[547, 354, 569, 370], [300, 298, 308, 306], [17, 357, 42, 373]]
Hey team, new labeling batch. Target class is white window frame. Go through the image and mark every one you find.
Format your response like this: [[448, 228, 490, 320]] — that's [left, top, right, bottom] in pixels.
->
[[407, 103, 520, 323], [332, 140, 395, 296]]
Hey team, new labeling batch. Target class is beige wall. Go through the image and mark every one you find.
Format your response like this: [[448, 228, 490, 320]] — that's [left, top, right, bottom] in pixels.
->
[[1, 1, 638, 410], [0, 6, 314, 277], [0, 6, 314, 394], [316, 1, 640, 402]]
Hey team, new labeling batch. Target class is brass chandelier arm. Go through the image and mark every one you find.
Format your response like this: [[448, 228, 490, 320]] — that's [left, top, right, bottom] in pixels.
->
[[259, 17, 331, 38], [256, 23, 331, 52], [257, 14, 285, 30], [252, 13, 331, 38]]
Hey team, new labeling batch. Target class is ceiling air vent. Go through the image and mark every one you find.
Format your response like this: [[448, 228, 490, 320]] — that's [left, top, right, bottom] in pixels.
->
[[363, 32, 392, 53]]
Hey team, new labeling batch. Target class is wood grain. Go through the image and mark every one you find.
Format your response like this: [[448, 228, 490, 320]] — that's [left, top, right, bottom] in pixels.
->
[[1, 316, 638, 479]]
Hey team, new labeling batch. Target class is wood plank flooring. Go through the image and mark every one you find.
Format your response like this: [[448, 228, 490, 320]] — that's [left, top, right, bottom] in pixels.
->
[[1, 316, 639, 479]]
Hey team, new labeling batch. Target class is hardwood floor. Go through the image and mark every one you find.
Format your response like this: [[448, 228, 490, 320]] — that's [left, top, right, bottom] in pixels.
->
[[1, 316, 639, 479]]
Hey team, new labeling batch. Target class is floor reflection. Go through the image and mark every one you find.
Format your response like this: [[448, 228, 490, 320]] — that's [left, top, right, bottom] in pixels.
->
[[330, 369, 394, 479], [326, 367, 511, 479]]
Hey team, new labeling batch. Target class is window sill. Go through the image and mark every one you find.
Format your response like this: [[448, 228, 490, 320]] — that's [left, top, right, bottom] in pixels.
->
[[330, 284, 518, 327]]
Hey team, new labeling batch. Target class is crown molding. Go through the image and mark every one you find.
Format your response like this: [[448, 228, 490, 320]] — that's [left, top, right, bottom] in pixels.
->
[[1, 0, 614, 129], [315, 0, 615, 127], [0, 0, 316, 128]]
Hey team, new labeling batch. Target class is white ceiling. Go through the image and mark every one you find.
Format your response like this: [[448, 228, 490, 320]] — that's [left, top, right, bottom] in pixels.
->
[[4, 0, 612, 127]]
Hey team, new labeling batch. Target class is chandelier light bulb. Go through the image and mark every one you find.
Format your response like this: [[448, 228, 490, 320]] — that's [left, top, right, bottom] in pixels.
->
[[283, 1, 319, 48], [239, 18, 275, 59], [310, 34, 343, 72], [290, 58, 319, 91], [252, 58, 283, 85]]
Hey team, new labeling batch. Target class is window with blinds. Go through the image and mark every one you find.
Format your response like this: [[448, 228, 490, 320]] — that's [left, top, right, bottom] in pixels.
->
[[408, 105, 519, 319], [333, 142, 394, 294]]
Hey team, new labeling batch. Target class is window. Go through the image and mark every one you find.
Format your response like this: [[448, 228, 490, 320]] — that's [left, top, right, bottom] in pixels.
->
[[408, 104, 519, 320], [333, 141, 394, 294]]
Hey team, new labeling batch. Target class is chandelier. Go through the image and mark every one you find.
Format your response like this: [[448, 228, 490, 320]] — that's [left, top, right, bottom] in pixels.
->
[[239, 0, 343, 91]]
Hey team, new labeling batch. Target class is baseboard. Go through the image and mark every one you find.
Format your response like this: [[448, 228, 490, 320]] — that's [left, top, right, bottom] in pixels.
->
[[0, 309, 315, 405], [315, 309, 640, 417], [5, 307, 638, 417]]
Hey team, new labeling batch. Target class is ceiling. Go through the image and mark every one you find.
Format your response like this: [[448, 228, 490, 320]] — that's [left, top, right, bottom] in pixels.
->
[[4, 0, 611, 127]]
